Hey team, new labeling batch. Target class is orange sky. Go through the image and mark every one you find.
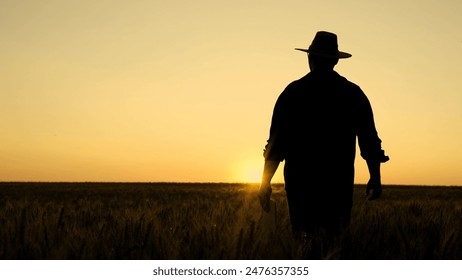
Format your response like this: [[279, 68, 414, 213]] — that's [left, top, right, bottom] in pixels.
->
[[1, 0, 462, 185]]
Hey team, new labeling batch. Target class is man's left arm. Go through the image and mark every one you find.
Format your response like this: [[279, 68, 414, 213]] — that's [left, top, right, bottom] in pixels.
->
[[258, 160, 280, 212]]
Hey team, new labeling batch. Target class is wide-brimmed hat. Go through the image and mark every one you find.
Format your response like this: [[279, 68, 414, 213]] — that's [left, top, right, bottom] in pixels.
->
[[295, 31, 351, 59]]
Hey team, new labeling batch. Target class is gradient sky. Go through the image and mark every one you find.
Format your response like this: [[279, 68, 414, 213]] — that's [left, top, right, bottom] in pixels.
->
[[1, 0, 462, 185]]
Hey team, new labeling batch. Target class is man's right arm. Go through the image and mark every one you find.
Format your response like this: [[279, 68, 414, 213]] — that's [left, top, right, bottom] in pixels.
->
[[366, 160, 383, 200], [355, 88, 389, 199]]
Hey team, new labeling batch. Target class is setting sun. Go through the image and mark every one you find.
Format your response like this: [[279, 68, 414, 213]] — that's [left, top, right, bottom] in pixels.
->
[[234, 158, 263, 183], [233, 157, 285, 183]]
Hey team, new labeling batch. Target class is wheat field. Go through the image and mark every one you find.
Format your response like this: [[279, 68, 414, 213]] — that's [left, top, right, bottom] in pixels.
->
[[0, 182, 461, 260]]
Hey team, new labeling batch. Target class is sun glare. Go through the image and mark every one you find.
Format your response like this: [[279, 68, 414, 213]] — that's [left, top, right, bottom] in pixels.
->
[[236, 159, 263, 183]]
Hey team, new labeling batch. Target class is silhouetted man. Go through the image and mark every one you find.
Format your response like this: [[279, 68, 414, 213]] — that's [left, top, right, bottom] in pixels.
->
[[258, 31, 389, 239]]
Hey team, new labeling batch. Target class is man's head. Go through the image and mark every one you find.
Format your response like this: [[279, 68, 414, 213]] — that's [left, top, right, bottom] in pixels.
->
[[308, 54, 339, 72], [295, 31, 351, 71]]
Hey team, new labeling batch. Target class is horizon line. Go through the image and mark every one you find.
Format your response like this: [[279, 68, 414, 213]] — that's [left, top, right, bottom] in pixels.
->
[[0, 181, 461, 188]]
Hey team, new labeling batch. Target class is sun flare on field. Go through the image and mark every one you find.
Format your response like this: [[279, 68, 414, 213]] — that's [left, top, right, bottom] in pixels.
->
[[236, 159, 263, 183]]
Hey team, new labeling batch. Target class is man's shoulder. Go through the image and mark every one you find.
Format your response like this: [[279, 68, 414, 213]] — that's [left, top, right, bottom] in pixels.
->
[[283, 74, 311, 92], [281, 72, 364, 96], [288, 73, 309, 85], [331, 73, 367, 99], [286, 72, 360, 89], [335, 72, 361, 89]]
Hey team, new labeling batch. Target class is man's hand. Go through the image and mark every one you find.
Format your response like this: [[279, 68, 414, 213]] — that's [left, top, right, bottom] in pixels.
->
[[258, 183, 272, 212], [366, 177, 382, 200]]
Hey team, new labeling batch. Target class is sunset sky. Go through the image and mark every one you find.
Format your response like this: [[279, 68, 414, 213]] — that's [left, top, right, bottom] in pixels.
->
[[1, 0, 462, 185]]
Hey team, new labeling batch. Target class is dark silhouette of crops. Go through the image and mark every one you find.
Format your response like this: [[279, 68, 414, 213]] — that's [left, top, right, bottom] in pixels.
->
[[0, 182, 461, 259]]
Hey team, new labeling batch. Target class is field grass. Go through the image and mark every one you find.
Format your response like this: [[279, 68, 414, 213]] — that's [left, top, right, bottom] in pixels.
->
[[0, 182, 461, 260]]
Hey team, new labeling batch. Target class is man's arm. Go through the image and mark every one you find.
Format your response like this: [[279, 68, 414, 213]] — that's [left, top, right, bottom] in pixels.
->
[[366, 159, 382, 200], [258, 160, 280, 212], [258, 86, 290, 211], [354, 88, 389, 200]]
